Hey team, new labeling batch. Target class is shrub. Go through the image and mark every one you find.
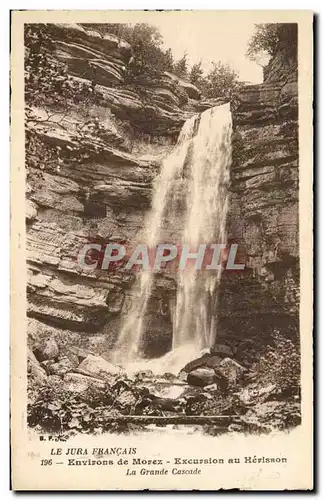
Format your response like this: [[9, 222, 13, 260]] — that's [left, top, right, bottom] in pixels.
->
[[173, 53, 189, 79], [27, 384, 120, 434], [25, 24, 103, 109], [25, 24, 114, 173], [199, 61, 242, 100], [189, 61, 204, 86], [256, 330, 300, 396]]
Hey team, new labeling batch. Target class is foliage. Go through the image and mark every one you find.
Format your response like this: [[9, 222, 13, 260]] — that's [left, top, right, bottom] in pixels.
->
[[189, 61, 204, 86], [82, 23, 242, 99], [256, 330, 300, 396], [198, 61, 242, 100], [173, 53, 188, 79], [25, 25, 103, 110], [25, 24, 114, 175], [163, 48, 175, 73], [25, 129, 61, 173], [82, 22, 175, 79], [27, 385, 125, 434], [246, 23, 298, 63], [124, 23, 175, 78]]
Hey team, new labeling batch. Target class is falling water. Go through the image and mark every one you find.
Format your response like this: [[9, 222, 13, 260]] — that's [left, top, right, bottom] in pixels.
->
[[113, 103, 232, 372]]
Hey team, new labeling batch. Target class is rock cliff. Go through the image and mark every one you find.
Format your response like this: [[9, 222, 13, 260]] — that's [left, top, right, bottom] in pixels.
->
[[217, 46, 299, 358], [26, 23, 299, 366], [26, 23, 200, 356]]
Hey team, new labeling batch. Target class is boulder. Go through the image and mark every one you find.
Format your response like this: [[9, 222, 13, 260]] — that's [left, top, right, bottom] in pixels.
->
[[178, 371, 188, 382], [63, 372, 106, 393], [187, 367, 215, 387], [28, 359, 47, 385], [76, 354, 122, 381], [58, 351, 79, 368], [215, 357, 247, 387], [41, 359, 56, 374], [115, 389, 137, 410], [28, 347, 47, 383], [134, 370, 154, 382], [69, 346, 93, 363], [210, 344, 235, 358], [26, 200, 38, 221], [148, 385, 186, 400], [205, 355, 222, 368], [181, 353, 211, 373], [203, 383, 218, 392], [33, 338, 59, 362], [162, 372, 178, 381], [27, 348, 40, 365], [49, 356, 78, 376], [27, 357, 48, 404]]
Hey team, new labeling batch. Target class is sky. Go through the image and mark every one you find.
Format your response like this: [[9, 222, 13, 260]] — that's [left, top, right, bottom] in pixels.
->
[[128, 12, 267, 84]]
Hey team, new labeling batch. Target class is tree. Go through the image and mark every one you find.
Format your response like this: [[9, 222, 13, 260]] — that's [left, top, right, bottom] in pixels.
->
[[173, 53, 188, 79], [163, 48, 175, 72], [246, 23, 297, 64], [189, 61, 204, 86], [200, 61, 241, 100], [82, 23, 174, 78], [82, 22, 162, 47]]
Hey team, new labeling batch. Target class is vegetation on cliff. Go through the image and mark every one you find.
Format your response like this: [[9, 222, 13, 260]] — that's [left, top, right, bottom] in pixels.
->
[[25, 24, 112, 173], [190, 61, 241, 100], [246, 23, 298, 63], [82, 22, 174, 79], [82, 22, 242, 100]]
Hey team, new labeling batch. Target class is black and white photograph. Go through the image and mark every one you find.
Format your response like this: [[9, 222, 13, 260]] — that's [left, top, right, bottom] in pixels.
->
[[10, 9, 313, 491]]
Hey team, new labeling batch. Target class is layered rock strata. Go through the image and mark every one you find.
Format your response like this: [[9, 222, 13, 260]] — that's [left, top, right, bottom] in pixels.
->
[[26, 23, 200, 356], [217, 51, 299, 355], [26, 24, 299, 365]]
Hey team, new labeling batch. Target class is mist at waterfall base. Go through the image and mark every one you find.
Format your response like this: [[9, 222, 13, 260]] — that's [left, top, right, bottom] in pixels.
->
[[113, 103, 232, 376]]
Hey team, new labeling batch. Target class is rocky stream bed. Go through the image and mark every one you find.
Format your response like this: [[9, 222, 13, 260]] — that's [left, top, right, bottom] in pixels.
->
[[28, 338, 301, 436]]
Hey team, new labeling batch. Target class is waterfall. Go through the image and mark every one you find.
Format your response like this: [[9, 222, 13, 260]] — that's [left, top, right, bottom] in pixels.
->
[[113, 103, 232, 372]]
